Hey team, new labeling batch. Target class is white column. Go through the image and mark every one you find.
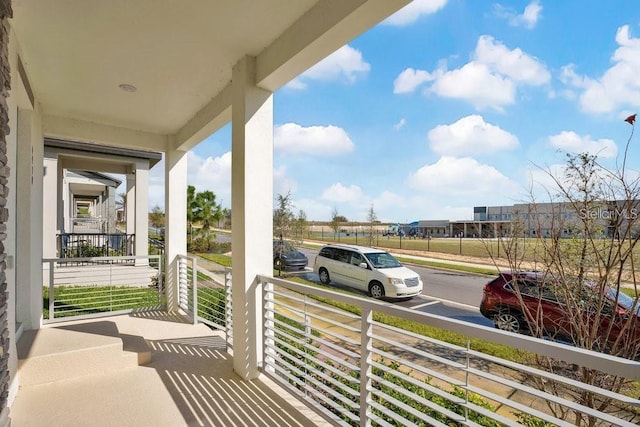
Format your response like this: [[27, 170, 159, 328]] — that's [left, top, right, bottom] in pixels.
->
[[16, 104, 44, 330], [42, 156, 58, 258], [231, 56, 273, 380], [134, 161, 149, 260], [165, 149, 187, 312], [98, 193, 104, 231], [125, 173, 135, 234], [58, 163, 67, 233]]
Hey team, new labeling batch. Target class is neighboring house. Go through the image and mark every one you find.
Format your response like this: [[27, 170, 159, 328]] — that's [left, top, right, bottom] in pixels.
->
[[63, 170, 120, 233], [43, 138, 162, 258]]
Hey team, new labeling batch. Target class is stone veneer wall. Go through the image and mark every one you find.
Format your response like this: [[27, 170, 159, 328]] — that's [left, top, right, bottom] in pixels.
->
[[0, 0, 11, 425]]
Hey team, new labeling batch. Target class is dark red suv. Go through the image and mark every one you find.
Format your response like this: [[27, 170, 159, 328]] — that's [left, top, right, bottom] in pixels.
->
[[479, 271, 640, 358]]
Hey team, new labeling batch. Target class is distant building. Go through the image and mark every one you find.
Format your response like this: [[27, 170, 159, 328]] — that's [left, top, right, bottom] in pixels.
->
[[412, 201, 640, 239]]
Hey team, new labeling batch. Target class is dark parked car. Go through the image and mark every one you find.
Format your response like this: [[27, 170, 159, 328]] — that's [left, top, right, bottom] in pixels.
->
[[273, 240, 308, 271], [480, 271, 640, 356]]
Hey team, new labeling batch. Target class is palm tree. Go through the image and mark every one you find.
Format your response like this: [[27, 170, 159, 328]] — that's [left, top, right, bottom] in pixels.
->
[[189, 188, 221, 251]]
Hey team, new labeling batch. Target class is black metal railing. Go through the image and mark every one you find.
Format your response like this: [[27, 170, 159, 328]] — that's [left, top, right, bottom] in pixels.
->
[[57, 233, 135, 258]]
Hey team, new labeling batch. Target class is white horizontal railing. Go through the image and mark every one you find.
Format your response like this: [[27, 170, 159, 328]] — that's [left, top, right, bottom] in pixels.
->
[[177, 255, 232, 349], [42, 255, 163, 323], [257, 274, 640, 427]]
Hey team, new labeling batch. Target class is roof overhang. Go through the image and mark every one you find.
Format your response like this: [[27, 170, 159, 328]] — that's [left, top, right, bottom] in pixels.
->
[[11, 0, 411, 152]]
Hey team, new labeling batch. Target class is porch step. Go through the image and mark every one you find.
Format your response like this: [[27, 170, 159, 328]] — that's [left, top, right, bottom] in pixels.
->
[[17, 321, 151, 386]]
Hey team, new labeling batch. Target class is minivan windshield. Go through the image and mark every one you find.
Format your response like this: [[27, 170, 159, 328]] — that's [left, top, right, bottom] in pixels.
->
[[365, 252, 402, 269]]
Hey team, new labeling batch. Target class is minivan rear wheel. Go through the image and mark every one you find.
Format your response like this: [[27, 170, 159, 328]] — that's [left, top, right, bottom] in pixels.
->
[[318, 268, 331, 285], [369, 281, 385, 299]]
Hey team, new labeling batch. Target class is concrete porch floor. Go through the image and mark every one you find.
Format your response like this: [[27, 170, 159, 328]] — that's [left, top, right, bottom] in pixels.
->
[[11, 311, 325, 426]]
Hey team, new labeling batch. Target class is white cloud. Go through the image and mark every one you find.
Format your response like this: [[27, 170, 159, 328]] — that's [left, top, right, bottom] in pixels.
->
[[408, 156, 519, 197], [393, 118, 407, 130], [430, 62, 516, 110], [429, 115, 519, 156], [564, 26, 640, 114], [474, 35, 550, 85], [293, 198, 334, 222], [372, 191, 405, 213], [383, 0, 448, 27], [519, 1, 543, 28], [400, 35, 549, 110], [495, 1, 542, 29], [524, 163, 565, 201], [559, 64, 587, 87], [548, 131, 617, 158], [274, 123, 354, 156], [274, 166, 298, 197], [393, 68, 435, 93], [321, 183, 364, 203], [142, 151, 234, 211], [286, 45, 370, 89], [187, 151, 232, 206], [147, 160, 165, 210]]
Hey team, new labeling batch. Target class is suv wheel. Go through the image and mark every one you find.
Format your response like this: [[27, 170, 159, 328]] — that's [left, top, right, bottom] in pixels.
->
[[493, 310, 523, 333], [369, 281, 385, 299], [318, 268, 331, 285]]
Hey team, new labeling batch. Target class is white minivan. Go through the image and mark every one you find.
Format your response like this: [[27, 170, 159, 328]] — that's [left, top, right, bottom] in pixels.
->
[[313, 244, 423, 299]]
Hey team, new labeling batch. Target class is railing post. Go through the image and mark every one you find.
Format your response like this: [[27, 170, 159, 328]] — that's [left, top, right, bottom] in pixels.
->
[[262, 278, 275, 374], [464, 338, 471, 423], [360, 307, 372, 427], [192, 257, 198, 325], [225, 268, 233, 351], [304, 295, 311, 397], [157, 256, 164, 306], [178, 256, 187, 311], [48, 260, 55, 320]]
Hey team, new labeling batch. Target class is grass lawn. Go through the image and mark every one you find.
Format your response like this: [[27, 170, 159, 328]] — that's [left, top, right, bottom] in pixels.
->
[[43, 285, 162, 319], [196, 252, 232, 268], [310, 234, 514, 259], [308, 234, 640, 267]]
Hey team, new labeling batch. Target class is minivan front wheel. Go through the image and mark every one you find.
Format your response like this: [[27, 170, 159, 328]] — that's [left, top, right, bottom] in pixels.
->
[[369, 281, 385, 299], [318, 268, 331, 285]]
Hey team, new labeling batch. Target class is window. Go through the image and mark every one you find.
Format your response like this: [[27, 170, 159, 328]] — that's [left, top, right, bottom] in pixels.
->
[[351, 253, 364, 266], [319, 247, 336, 260], [336, 249, 350, 263]]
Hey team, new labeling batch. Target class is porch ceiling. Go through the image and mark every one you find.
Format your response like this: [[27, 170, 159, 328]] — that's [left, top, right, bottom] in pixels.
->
[[10, 0, 410, 151]]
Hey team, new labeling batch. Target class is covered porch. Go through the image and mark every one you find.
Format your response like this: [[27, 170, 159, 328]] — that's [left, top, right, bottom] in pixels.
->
[[3, 1, 640, 426], [2, 0, 417, 425], [11, 310, 321, 426]]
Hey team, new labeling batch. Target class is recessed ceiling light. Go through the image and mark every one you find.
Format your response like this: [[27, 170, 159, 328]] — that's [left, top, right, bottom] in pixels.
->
[[119, 83, 137, 92]]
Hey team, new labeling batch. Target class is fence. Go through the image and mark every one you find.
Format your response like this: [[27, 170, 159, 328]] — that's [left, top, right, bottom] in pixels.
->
[[177, 255, 233, 350], [57, 233, 135, 259], [170, 256, 640, 425], [42, 255, 163, 323], [257, 274, 640, 427]]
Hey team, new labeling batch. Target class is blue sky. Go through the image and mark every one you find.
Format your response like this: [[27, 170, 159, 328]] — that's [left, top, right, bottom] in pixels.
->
[[146, 0, 640, 223]]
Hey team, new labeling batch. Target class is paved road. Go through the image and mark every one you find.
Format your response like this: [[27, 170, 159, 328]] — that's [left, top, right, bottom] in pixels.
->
[[207, 236, 495, 328]]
